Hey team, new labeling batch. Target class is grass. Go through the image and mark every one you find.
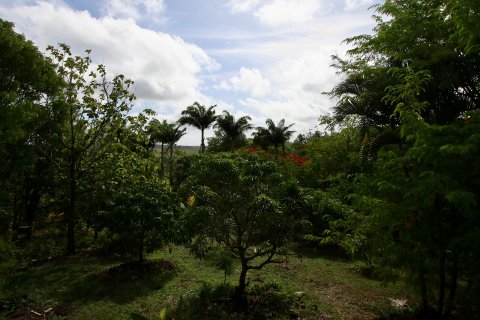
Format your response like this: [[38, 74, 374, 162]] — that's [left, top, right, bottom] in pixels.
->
[[1, 245, 415, 320]]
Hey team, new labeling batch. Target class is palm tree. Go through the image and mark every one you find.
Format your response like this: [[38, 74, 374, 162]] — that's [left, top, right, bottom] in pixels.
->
[[214, 111, 252, 151], [165, 125, 186, 184], [178, 102, 217, 153], [147, 119, 173, 178], [325, 61, 396, 129], [254, 119, 295, 159]]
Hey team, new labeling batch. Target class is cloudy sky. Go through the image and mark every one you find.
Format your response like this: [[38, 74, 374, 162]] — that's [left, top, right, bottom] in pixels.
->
[[0, 0, 378, 145]]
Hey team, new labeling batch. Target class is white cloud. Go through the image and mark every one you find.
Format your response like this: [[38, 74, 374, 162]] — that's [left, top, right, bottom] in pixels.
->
[[219, 67, 271, 97], [102, 0, 166, 21], [229, 46, 345, 138], [211, 6, 375, 139], [0, 1, 218, 111], [344, 0, 375, 11], [241, 98, 322, 133], [228, 0, 261, 13], [102, 0, 141, 20], [0, 0, 377, 145], [142, 0, 166, 13], [228, 0, 330, 27], [255, 0, 323, 27]]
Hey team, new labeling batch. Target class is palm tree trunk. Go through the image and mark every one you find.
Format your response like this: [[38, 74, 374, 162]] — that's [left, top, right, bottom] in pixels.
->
[[201, 129, 205, 153], [160, 142, 165, 178], [169, 144, 174, 185]]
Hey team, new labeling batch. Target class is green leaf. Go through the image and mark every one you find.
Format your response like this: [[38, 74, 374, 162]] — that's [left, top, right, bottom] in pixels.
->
[[159, 308, 167, 320]]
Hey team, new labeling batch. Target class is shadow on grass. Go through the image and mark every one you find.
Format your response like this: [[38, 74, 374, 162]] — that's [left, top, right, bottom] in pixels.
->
[[16, 256, 176, 305], [63, 259, 176, 304], [291, 242, 353, 262], [290, 242, 398, 283]]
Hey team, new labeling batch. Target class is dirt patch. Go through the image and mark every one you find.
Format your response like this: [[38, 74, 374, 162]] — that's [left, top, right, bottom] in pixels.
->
[[6, 305, 73, 320], [102, 259, 176, 279]]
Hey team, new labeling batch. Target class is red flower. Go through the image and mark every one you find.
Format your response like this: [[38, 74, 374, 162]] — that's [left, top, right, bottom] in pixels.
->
[[246, 147, 260, 153], [284, 153, 309, 166]]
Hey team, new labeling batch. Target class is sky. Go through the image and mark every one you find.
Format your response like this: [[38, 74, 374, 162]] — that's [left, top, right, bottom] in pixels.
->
[[0, 0, 379, 145]]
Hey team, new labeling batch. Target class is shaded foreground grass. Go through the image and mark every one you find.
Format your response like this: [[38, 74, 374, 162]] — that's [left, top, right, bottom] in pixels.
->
[[2, 245, 414, 319]]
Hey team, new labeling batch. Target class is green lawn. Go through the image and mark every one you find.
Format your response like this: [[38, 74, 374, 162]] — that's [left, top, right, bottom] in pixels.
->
[[3, 245, 414, 320]]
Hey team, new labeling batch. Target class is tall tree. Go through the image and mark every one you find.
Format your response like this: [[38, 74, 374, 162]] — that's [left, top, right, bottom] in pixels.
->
[[254, 119, 295, 159], [178, 102, 217, 153], [336, 0, 479, 126], [325, 58, 398, 130], [325, 0, 480, 173], [447, 0, 480, 54], [346, 113, 480, 317], [178, 153, 306, 309], [0, 19, 61, 238], [214, 111, 252, 151], [48, 44, 135, 254], [323, 5, 480, 312], [147, 119, 172, 178], [165, 125, 186, 184]]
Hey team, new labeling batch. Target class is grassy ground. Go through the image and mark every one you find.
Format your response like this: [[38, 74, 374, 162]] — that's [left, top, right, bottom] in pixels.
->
[[2, 245, 415, 320]]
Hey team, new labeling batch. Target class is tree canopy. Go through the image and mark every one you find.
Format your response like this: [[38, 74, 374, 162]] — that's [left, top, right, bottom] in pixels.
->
[[214, 111, 252, 151], [178, 102, 217, 153], [253, 119, 295, 159], [178, 153, 307, 308]]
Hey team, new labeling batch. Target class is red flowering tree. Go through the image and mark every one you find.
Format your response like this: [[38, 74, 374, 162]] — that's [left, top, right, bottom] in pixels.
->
[[285, 153, 309, 167]]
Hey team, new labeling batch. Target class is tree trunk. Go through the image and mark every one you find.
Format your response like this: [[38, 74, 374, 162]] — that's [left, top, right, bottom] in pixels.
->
[[201, 129, 205, 153], [66, 159, 77, 255], [93, 223, 99, 241], [238, 264, 248, 292], [24, 185, 41, 240], [282, 142, 285, 157], [438, 250, 446, 315], [160, 142, 165, 178], [419, 262, 429, 311], [234, 263, 249, 311], [169, 144, 174, 185], [23, 160, 45, 239], [11, 190, 19, 240], [138, 241, 144, 262], [444, 252, 458, 319], [274, 144, 278, 160]]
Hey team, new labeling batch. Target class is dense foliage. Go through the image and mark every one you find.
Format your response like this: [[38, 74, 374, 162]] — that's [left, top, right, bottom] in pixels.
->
[[1, 0, 480, 316], [309, 1, 480, 317], [105, 179, 179, 262], [177, 153, 308, 307]]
